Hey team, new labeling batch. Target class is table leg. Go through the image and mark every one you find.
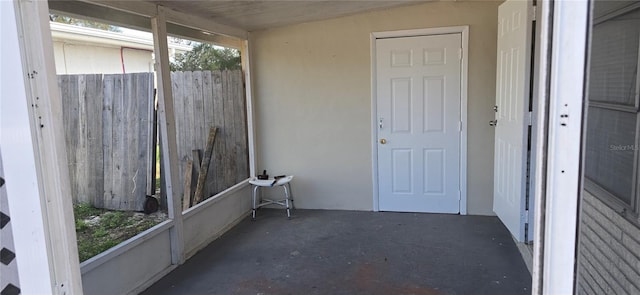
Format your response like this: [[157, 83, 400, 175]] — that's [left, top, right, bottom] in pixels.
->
[[252, 185, 259, 220]]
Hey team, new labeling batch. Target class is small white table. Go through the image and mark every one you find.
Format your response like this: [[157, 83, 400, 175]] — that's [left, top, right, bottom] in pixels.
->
[[249, 175, 294, 220]]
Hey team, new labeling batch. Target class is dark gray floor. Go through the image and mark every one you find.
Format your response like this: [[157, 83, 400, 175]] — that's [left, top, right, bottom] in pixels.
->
[[142, 209, 531, 295]]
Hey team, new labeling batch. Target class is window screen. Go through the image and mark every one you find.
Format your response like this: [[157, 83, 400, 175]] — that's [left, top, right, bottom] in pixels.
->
[[584, 6, 640, 209], [588, 9, 639, 106]]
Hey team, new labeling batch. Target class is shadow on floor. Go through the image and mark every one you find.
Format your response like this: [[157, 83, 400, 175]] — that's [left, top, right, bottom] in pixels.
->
[[141, 209, 531, 295]]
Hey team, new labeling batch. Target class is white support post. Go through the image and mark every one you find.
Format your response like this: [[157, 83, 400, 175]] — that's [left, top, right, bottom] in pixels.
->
[[241, 36, 257, 176], [538, 1, 589, 294], [151, 5, 184, 265], [1, 0, 83, 293]]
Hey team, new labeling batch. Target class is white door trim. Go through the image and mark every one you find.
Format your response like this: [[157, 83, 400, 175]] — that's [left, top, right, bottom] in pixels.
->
[[370, 26, 469, 214], [534, 1, 588, 293]]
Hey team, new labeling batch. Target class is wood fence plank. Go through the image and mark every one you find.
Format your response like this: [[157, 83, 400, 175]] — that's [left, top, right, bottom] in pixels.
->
[[59, 75, 71, 196], [124, 74, 136, 210], [142, 73, 154, 206], [212, 70, 225, 195], [193, 71, 206, 154], [86, 74, 104, 208], [191, 149, 201, 198], [222, 70, 237, 189], [122, 74, 135, 210], [127, 75, 138, 210], [171, 71, 186, 200], [182, 71, 194, 201], [159, 131, 166, 208], [233, 70, 249, 182], [194, 127, 217, 204], [138, 73, 149, 209], [182, 160, 193, 211], [65, 75, 76, 201], [111, 74, 126, 210], [70, 74, 81, 203], [137, 74, 147, 209], [183, 71, 194, 164], [124, 75, 132, 209], [60, 75, 79, 202], [102, 75, 115, 208], [134, 73, 151, 211], [202, 71, 216, 195], [202, 71, 215, 136], [76, 75, 90, 205], [192, 148, 202, 165], [152, 95, 158, 198], [146, 76, 157, 197], [170, 71, 179, 197]]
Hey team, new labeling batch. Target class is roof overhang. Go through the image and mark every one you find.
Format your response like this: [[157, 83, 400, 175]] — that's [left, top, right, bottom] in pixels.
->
[[49, 0, 433, 46]]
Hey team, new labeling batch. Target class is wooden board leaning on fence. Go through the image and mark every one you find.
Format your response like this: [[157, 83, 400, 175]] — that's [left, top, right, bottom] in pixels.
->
[[183, 127, 218, 209]]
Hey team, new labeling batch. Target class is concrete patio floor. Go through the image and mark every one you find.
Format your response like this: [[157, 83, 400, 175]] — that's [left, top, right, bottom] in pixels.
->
[[142, 209, 531, 295]]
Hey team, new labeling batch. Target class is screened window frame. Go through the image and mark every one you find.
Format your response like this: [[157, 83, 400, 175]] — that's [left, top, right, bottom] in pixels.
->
[[584, 1, 640, 221]]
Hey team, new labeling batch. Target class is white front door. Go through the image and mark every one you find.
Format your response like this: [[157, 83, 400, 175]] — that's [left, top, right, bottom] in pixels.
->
[[376, 34, 462, 213], [493, 0, 533, 242]]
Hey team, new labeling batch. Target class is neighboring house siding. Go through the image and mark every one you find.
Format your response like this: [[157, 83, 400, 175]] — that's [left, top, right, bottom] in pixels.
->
[[577, 191, 640, 294], [53, 41, 153, 74], [49, 23, 191, 75]]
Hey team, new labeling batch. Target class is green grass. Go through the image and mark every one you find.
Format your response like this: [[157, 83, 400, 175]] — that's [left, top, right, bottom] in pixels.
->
[[73, 145, 164, 262], [74, 203, 104, 219], [74, 204, 161, 262]]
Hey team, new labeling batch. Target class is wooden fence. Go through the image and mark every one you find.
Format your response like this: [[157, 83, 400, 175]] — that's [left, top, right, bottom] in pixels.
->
[[60, 70, 248, 211], [168, 70, 249, 205], [59, 73, 155, 211]]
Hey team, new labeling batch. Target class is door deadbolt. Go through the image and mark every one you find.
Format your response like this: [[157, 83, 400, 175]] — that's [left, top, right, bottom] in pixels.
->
[[380, 139, 387, 144]]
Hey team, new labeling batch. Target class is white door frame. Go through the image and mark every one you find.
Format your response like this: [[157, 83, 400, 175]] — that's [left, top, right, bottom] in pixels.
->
[[370, 26, 469, 214], [531, 0, 589, 293]]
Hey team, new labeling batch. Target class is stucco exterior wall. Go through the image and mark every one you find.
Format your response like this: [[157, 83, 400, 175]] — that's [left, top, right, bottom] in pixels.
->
[[251, 1, 499, 214]]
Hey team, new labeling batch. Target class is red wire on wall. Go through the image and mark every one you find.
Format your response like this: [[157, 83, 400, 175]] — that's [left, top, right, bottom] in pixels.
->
[[120, 46, 153, 74]]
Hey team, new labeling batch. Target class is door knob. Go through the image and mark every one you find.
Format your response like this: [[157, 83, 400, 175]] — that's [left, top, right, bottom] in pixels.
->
[[380, 139, 387, 144], [489, 120, 498, 127]]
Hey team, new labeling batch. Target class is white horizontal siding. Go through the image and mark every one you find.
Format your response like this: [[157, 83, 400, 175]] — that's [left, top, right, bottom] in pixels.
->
[[578, 192, 640, 294]]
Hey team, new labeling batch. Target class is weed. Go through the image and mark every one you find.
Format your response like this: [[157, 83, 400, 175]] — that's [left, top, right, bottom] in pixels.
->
[[74, 203, 103, 219], [73, 204, 166, 262], [101, 211, 125, 229], [75, 219, 88, 231], [92, 228, 108, 238]]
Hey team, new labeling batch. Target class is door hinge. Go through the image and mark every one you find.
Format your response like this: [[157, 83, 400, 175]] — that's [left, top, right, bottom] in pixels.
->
[[527, 111, 533, 126], [458, 190, 461, 200], [458, 48, 462, 60], [531, 5, 537, 21], [458, 121, 462, 132]]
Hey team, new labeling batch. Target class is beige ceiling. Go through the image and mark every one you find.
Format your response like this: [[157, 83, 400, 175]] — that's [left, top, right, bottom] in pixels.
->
[[148, 1, 431, 31]]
